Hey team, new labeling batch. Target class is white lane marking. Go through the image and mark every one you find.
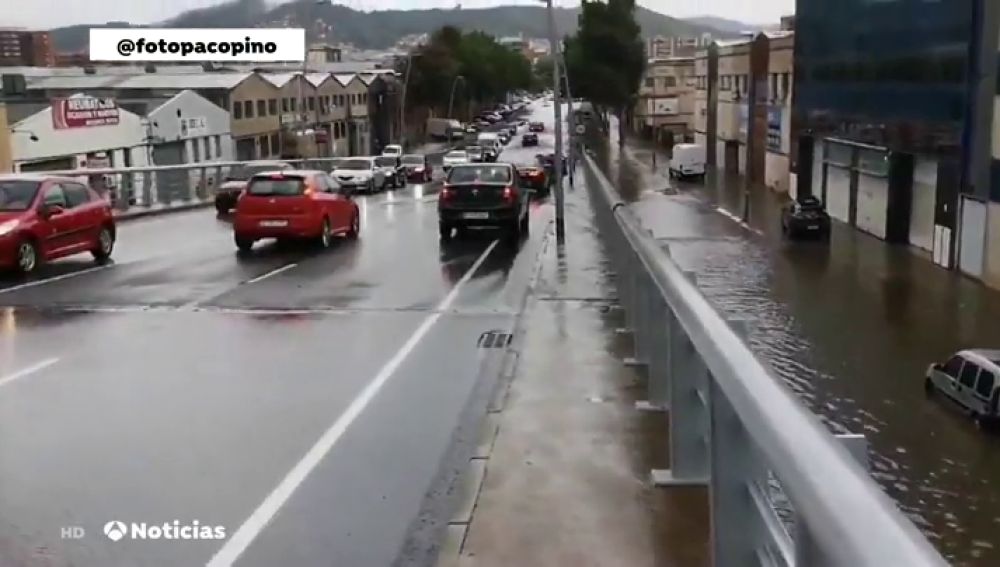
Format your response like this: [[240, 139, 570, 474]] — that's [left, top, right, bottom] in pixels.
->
[[0, 265, 112, 295], [716, 207, 764, 236], [206, 238, 500, 567], [0, 357, 60, 389], [244, 263, 298, 285]]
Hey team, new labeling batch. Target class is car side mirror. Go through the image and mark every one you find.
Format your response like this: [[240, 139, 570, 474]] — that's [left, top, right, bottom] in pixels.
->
[[40, 204, 64, 218]]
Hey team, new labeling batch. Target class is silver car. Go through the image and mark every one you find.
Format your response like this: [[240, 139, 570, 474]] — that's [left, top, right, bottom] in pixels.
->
[[331, 157, 387, 193], [925, 349, 1000, 425]]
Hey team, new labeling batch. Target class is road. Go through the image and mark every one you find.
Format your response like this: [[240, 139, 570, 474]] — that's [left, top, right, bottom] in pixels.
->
[[0, 102, 557, 567], [608, 137, 1000, 566]]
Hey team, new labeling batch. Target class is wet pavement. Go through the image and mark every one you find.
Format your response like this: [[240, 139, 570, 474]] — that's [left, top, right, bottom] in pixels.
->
[[0, 109, 557, 567], [440, 140, 708, 567], [602, 128, 1000, 565]]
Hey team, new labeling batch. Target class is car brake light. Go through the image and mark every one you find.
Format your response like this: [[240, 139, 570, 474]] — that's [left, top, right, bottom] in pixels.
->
[[503, 186, 517, 203], [440, 186, 452, 200]]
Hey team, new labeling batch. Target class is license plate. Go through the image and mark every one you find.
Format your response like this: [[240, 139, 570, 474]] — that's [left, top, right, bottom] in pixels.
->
[[807, 225, 819, 230], [259, 220, 288, 227], [463, 212, 489, 220]]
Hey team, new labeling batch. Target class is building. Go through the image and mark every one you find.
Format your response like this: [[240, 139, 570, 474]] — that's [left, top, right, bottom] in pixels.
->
[[693, 43, 717, 168], [0, 29, 54, 67], [633, 57, 696, 145], [646, 35, 713, 60], [764, 32, 794, 193], [793, 0, 1000, 288], [335, 74, 370, 156], [10, 94, 150, 172], [307, 44, 343, 65]]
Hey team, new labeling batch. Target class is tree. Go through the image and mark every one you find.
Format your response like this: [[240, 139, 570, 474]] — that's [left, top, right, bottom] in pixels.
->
[[564, 0, 645, 145], [402, 26, 534, 123], [533, 56, 555, 92]]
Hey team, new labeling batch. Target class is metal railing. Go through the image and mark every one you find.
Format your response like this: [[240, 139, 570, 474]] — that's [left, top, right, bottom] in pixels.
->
[[580, 152, 948, 567], [27, 148, 461, 214]]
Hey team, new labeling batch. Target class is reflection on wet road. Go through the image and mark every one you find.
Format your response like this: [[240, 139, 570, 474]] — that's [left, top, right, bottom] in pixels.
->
[[612, 141, 1000, 565], [0, 112, 559, 567]]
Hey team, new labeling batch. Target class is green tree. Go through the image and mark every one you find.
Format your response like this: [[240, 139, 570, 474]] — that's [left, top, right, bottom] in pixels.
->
[[564, 0, 645, 145], [402, 26, 534, 122], [533, 56, 555, 92]]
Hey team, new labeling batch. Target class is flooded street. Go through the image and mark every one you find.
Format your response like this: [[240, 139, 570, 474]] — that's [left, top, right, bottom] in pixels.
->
[[600, 137, 1000, 565]]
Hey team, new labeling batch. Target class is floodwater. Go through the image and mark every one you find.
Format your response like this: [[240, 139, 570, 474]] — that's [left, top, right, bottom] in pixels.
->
[[603, 138, 1000, 566]]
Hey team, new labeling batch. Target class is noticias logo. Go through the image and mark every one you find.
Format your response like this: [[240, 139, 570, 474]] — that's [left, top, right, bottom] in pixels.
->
[[103, 520, 226, 542]]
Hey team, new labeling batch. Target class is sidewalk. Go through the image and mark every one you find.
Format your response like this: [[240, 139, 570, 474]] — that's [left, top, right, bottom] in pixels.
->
[[437, 171, 709, 567]]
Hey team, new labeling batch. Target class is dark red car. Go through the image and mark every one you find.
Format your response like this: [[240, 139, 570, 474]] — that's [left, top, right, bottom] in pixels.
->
[[232, 170, 360, 252], [401, 154, 433, 183], [0, 174, 116, 274]]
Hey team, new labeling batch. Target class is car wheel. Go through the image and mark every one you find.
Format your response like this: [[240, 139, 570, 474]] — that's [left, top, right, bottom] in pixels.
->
[[347, 211, 360, 240], [520, 213, 530, 236], [367, 179, 375, 194], [505, 218, 521, 245], [235, 234, 254, 253], [15, 239, 39, 275], [397, 175, 406, 188], [215, 200, 229, 216], [439, 222, 453, 240], [92, 226, 115, 263], [317, 218, 332, 249]]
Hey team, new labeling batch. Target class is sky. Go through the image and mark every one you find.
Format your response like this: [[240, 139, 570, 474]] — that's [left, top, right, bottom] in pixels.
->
[[1, 0, 794, 32]]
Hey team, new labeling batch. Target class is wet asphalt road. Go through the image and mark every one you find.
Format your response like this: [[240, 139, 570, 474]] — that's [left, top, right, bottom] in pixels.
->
[[0, 103, 557, 567], [611, 137, 1000, 565]]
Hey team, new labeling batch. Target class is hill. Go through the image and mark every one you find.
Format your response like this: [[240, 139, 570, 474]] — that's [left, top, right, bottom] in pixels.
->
[[51, 0, 723, 53], [682, 15, 769, 35]]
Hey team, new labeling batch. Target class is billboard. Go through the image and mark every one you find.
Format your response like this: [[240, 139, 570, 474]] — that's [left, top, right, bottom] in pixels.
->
[[51, 97, 120, 130], [647, 97, 678, 116]]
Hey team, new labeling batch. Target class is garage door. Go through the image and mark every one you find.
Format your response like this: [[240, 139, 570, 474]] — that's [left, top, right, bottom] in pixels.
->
[[909, 158, 937, 252], [959, 196, 987, 277], [153, 141, 187, 204], [826, 165, 852, 224], [856, 173, 889, 239]]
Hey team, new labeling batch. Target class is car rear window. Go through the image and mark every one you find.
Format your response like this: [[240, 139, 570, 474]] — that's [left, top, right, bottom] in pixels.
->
[[247, 176, 306, 196], [402, 155, 423, 164], [0, 180, 41, 211], [446, 151, 467, 159], [375, 157, 397, 167], [448, 166, 512, 185]]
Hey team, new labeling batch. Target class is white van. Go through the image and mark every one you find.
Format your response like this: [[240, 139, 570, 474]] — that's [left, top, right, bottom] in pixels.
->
[[669, 143, 706, 179], [427, 118, 463, 140], [477, 133, 501, 162]]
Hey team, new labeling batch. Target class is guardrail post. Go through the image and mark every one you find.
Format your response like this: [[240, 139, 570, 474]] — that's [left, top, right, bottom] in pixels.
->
[[637, 290, 669, 412], [625, 266, 651, 368], [652, 267, 710, 486], [794, 434, 869, 567], [710, 318, 767, 566]]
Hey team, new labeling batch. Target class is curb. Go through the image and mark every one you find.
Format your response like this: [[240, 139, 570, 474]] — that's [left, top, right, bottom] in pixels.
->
[[114, 201, 213, 222]]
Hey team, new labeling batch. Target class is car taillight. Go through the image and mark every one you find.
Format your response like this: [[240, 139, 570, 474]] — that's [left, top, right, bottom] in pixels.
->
[[502, 186, 517, 203], [440, 186, 452, 200]]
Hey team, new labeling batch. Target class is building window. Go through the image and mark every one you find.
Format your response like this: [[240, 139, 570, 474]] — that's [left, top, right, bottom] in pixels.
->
[[290, 98, 297, 112], [282, 98, 290, 112], [308, 97, 316, 111], [268, 98, 277, 115], [233, 101, 243, 119], [214, 135, 222, 158], [260, 134, 271, 157], [664, 76, 676, 87], [191, 139, 201, 162], [645, 77, 655, 87], [780, 73, 790, 100], [270, 133, 279, 155], [244, 100, 254, 118]]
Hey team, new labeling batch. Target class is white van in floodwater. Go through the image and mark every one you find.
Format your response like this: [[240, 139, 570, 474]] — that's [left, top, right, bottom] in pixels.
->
[[669, 143, 706, 179]]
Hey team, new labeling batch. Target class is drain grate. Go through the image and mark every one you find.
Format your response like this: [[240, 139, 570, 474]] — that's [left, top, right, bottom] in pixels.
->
[[477, 330, 512, 349]]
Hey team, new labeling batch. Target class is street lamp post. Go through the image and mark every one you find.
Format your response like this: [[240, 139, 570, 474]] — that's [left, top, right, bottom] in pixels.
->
[[447, 75, 465, 119], [542, 0, 565, 242], [399, 52, 414, 149]]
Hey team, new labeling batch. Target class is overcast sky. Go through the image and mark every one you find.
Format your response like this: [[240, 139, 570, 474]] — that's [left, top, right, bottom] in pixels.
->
[[1, 0, 794, 32]]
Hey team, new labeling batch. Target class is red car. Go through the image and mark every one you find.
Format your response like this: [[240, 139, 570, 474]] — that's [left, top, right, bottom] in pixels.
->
[[215, 161, 295, 215], [232, 170, 360, 252], [0, 175, 116, 274]]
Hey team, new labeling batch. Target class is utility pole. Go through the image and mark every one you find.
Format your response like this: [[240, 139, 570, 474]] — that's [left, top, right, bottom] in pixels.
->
[[447, 75, 465, 119], [544, 0, 565, 242], [399, 52, 414, 149], [559, 50, 576, 187]]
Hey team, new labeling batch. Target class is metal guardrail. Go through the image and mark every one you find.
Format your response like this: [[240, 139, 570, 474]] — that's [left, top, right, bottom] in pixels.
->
[[580, 152, 948, 567], [27, 149, 456, 214]]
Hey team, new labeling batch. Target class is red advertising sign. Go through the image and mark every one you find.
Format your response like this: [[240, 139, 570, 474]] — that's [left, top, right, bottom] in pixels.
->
[[51, 97, 120, 130]]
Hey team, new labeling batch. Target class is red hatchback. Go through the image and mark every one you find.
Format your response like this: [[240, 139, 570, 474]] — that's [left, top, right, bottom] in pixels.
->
[[232, 170, 360, 252], [0, 175, 116, 274]]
